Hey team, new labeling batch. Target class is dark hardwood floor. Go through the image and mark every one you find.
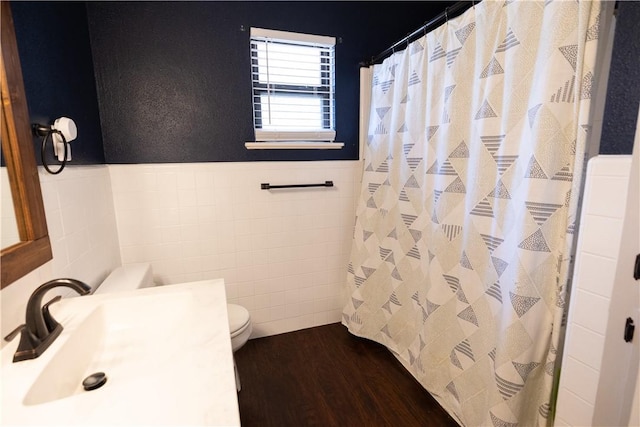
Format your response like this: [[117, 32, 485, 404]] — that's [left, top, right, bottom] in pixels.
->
[[234, 322, 460, 427]]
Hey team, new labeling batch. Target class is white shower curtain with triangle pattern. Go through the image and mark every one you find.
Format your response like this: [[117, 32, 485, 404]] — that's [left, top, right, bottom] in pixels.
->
[[343, 1, 605, 425]]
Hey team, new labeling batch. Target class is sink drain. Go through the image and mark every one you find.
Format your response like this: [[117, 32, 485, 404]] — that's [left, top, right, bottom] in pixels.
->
[[82, 372, 107, 391]]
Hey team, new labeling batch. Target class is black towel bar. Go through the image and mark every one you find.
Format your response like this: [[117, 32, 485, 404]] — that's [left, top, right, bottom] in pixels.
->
[[261, 181, 334, 190]]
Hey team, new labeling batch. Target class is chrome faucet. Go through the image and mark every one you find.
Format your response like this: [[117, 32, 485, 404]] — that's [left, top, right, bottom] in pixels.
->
[[4, 278, 91, 362]]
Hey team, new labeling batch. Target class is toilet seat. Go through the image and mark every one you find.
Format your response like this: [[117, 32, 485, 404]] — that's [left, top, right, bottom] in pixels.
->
[[227, 304, 251, 337], [227, 303, 252, 391]]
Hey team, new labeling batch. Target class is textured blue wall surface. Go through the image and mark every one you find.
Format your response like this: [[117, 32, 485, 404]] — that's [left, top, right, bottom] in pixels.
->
[[12, 1, 638, 164], [600, 1, 640, 155], [11, 1, 105, 165], [86, 1, 454, 163]]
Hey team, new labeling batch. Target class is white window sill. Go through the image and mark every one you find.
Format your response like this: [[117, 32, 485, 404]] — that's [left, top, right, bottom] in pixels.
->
[[245, 142, 344, 150]]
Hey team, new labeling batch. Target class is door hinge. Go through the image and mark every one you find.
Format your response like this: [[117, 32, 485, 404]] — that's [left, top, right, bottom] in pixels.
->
[[634, 254, 640, 280], [624, 317, 635, 342]]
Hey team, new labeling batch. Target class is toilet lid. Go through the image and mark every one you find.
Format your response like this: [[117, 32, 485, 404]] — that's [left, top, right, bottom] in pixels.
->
[[227, 304, 251, 333]]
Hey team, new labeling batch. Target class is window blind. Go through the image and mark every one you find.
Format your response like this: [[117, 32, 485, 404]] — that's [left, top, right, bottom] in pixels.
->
[[250, 28, 336, 142]]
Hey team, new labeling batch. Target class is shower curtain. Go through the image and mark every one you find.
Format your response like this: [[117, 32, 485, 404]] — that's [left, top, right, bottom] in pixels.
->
[[343, 1, 605, 425]]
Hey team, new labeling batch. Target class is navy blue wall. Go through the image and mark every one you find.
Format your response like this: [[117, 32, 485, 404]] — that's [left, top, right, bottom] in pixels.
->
[[86, 1, 454, 163], [11, 1, 105, 165], [599, 1, 640, 155], [11, 1, 639, 165]]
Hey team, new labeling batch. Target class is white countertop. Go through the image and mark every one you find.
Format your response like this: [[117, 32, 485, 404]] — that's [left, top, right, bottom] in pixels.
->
[[0, 279, 240, 426]]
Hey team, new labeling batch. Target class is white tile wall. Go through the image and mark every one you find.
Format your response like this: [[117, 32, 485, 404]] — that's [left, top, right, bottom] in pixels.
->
[[0, 166, 121, 346], [555, 155, 632, 426], [109, 161, 362, 338]]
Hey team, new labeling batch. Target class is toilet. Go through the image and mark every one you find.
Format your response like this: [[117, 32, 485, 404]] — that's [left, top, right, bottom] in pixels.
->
[[94, 263, 252, 390], [227, 303, 251, 391], [227, 303, 252, 352]]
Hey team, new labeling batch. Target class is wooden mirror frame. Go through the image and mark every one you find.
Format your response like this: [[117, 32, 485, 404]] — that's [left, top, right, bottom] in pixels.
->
[[1, 1, 52, 289]]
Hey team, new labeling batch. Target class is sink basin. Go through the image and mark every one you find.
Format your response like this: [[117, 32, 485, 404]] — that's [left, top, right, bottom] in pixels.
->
[[1, 279, 240, 425], [24, 293, 192, 405]]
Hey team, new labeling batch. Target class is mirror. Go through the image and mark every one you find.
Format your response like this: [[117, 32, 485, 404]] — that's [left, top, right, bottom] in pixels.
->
[[1, 149, 20, 248], [0, 1, 52, 289]]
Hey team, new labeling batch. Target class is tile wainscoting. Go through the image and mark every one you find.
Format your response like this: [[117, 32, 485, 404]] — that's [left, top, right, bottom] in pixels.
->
[[555, 155, 633, 426], [109, 161, 362, 338]]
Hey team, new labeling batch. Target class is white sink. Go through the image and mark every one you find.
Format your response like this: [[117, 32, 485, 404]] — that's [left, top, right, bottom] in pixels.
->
[[1, 280, 240, 425]]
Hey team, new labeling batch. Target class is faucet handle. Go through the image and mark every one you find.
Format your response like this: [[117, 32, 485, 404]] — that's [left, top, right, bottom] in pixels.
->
[[4, 324, 27, 342], [4, 324, 42, 362], [42, 295, 62, 334]]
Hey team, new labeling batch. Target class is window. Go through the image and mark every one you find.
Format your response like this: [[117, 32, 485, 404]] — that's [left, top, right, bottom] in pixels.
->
[[248, 27, 341, 148]]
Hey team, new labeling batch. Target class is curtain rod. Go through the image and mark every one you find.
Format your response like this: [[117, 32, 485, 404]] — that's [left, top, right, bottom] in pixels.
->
[[364, 1, 476, 66]]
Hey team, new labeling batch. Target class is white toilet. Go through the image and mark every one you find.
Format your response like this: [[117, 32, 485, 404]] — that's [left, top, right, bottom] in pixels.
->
[[227, 303, 252, 352], [94, 263, 252, 390], [227, 303, 252, 392]]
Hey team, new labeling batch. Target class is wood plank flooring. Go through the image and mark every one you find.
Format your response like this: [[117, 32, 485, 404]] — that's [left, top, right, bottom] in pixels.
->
[[234, 322, 460, 426]]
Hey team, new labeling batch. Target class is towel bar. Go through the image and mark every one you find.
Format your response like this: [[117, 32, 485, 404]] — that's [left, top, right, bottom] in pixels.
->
[[260, 181, 334, 190]]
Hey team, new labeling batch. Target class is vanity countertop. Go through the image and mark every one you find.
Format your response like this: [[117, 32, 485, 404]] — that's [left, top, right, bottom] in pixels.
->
[[0, 279, 240, 426]]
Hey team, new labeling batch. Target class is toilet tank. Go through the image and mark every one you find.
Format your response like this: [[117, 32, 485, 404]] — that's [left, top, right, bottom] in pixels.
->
[[94, 263, 154, 294]]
